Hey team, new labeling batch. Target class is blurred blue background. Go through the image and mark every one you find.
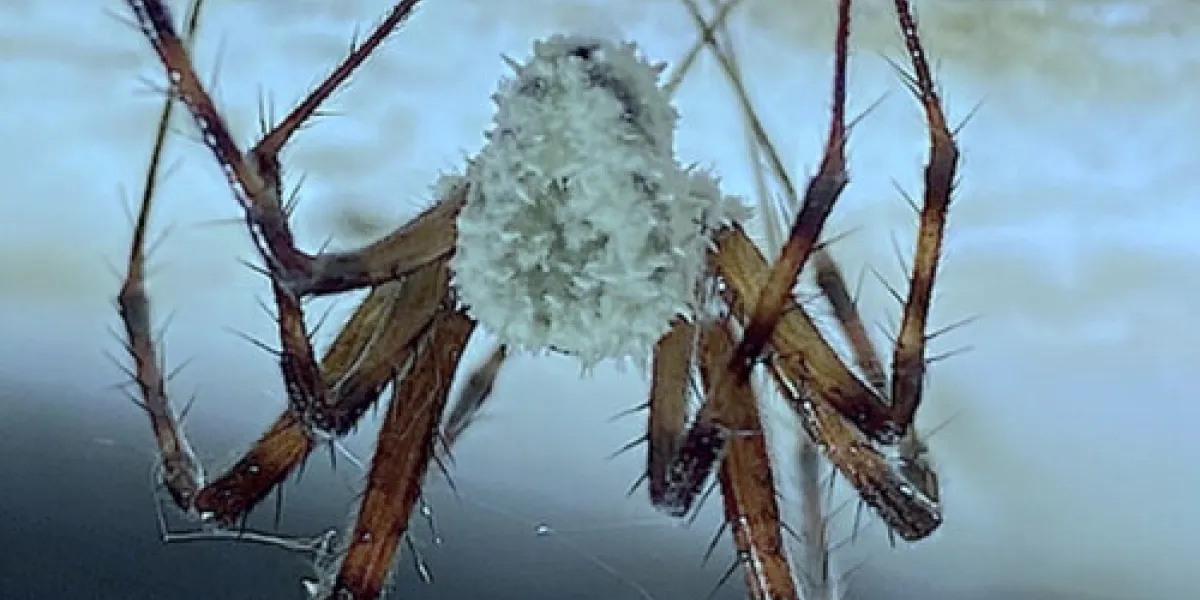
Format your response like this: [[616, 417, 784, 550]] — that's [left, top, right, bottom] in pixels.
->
[[1, 1, 1198, 598]]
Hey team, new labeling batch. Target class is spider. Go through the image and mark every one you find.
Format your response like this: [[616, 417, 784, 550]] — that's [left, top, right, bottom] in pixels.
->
[[115, 0, 958, 598]]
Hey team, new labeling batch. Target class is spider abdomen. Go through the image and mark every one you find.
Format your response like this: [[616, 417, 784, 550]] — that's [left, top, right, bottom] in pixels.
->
[[451, 35, 743, 365]]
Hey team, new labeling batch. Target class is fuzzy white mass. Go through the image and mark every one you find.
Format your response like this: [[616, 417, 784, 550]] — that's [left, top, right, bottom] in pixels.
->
[[449, 35, 746, 366]]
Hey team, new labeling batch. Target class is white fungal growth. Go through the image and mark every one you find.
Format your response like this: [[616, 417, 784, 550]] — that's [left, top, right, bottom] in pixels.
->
[[449, 34, 745, 366]]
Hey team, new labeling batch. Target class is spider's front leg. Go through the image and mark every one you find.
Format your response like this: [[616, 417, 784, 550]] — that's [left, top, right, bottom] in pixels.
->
[[123, 0, 455, 437], [119, 3, 490, 596], [122, 0, 457, 507], [664, 0, 957, 545], [120, 125, 452, 521]]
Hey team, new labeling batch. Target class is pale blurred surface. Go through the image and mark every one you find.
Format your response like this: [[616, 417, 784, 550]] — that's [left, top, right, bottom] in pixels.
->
[[1, 1, 1198, 599]]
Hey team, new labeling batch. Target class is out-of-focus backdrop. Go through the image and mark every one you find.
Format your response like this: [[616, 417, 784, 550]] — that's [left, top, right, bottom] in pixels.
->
[[1, 1, 1197, 599]]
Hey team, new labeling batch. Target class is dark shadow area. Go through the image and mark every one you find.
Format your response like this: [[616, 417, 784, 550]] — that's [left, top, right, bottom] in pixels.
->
[[0, 378, 748, 600], [0, 377, 1102, 600]]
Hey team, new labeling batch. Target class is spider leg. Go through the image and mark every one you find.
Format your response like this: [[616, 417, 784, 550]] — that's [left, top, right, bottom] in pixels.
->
[[696, 0, 903, 444], [667, 0, 873, 511], [331, 308, 475, 600], [698, 0, 948, 532], [886, 0, 960, 433], [765, 360, 940, 542], [645, 319, 698, 512], [124, 0, 453, 436], [659, 236, 900, 518], [441, 342, 508, 452], [127, 0, 453, 299], [716, 226, 941, 541], [813, 248, 941, 506], [194, 260, 449, 523], [812, 251, 888, 394], [727, 0, 851, 381], [653, 386, 725, 517], [649, 314, 798, 596], [687, 0, 916, 457], [320, 263, 450, 435], [697, 322, 798, 600], [117, 0, 208, 515], [302, 191, 464, 297], [643, 318, 727, 518], [249, 0, 422, 163], [711, 227, 897, 441]]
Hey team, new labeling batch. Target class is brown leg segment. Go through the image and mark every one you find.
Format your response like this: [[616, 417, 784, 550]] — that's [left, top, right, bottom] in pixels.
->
[[717, 225, 942, 541], [728, 0, 852, 379], [698, 322, 798, 600], [690, 0, 908, 445], [812, 248, 941, 509], [711, 227, 899, 441], [332, 308, 475, 599], [767, 359, 940, 542], [886, 0, 960, 432], [645, 319, 699, 514], [121, 0, 465, 527], [812, 250, 888, 394]]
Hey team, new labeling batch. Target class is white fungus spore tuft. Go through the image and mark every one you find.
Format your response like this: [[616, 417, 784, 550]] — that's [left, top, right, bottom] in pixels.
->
[[449, 35, 746, 366]]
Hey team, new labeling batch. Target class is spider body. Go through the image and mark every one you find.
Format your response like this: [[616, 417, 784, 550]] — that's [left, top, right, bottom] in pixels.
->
[[117, 0, 959, 598], [452, 34, 741, 365]]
